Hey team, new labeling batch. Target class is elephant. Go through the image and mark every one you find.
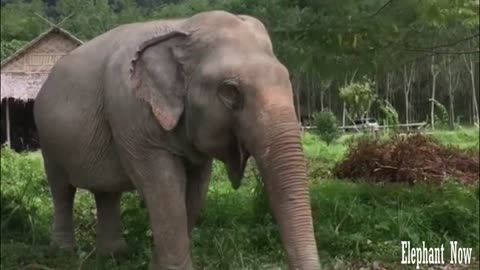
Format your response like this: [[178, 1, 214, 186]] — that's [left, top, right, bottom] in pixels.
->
[[33, 10, 320, 270]]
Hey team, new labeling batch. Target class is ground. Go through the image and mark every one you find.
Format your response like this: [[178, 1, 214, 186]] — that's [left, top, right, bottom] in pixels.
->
[[1, 128, 478, 269]]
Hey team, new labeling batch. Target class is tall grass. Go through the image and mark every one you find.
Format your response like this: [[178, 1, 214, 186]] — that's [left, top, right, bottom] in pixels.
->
[[430, 127, 480, 151]]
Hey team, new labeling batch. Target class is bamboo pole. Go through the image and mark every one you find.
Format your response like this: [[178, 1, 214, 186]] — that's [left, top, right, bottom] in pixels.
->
[[5, 99, 11, 147]]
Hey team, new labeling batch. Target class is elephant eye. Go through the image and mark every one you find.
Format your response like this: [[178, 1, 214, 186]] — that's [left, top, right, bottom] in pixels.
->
[[218, 81, 242, 110]]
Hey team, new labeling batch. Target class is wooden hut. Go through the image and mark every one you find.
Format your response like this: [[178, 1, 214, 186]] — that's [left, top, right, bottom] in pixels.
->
[[1, 25, 83, 151]]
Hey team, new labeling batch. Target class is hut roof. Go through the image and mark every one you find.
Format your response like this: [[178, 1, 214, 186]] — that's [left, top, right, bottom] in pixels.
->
[[1, 26, 83, 67], [1, 26, 83, 101], [1, 73, 49, 100]]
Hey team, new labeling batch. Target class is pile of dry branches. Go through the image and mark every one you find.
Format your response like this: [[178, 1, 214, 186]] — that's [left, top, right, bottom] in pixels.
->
[[335, 134, 479, 185]]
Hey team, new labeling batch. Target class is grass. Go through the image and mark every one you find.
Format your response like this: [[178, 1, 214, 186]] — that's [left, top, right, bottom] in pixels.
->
[[430, 127, 480, 150], [1, 128, 479, 269]]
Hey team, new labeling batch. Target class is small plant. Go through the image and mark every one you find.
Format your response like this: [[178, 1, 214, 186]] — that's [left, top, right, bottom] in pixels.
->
[[429, 98, 449, 129], [312, 111, 339, 145], [379, 100, 399, 130]]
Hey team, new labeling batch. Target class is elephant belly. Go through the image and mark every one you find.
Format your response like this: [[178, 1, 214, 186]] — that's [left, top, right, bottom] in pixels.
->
[[67, 144, 135, 193], [39, 118, 135, 193]]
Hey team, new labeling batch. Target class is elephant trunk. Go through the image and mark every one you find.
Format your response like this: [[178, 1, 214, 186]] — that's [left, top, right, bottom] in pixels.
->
[[248, 106, 320, 270]]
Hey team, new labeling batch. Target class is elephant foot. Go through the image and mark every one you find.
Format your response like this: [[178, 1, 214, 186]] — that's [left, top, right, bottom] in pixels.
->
[[96, 238, 129, 256], [148, 252, 195, 270], [51, 232, 76, 251]]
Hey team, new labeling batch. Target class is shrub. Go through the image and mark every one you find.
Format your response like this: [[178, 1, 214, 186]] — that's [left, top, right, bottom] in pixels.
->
[[339, 78, 376, 120], [378, 99, 399, 129], [430, 98, 449, 129], [312, 111, 339, 145], [0, 147, 50, 244]]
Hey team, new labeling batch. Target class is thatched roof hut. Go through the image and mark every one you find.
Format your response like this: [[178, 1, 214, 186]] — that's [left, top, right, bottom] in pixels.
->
[[1, 25, 83, 151], [1, 26, 83, 100]]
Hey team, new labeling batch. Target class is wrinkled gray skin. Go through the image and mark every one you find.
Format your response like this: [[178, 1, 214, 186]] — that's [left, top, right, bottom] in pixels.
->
[[34, 10, 320, 270]]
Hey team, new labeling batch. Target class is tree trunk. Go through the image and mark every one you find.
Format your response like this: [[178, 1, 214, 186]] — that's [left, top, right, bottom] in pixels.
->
[[403, 63, 415, 127], [305, 75, 312, 120], [311, 75, 317, 113], [430, 54, 439, 130], [448, 87, 455, 129], [320, 92, 325, 112], [386, 72, 391, 103], [319, 77, 332, 112], [446, 56, 459, 130], [463, 54, 479, 125], [471, 67, 479, 125], [385, 73, 392, 131], [293, 75, 302, 124]]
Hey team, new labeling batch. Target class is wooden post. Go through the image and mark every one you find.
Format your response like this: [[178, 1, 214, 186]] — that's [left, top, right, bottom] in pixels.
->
[[5, 99, 11, 147]]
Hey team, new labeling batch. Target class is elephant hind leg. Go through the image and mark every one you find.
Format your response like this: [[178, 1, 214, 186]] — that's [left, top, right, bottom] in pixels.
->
[[44, 158, 76, 250], [94, 191, 128, 255]]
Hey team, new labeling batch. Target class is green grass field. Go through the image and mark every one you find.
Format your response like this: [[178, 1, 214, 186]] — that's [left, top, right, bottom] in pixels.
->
[[1, 128, 479, 269]]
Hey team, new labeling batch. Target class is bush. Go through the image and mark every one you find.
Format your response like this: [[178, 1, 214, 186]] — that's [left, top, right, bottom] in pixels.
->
[[339, 78, 376, 120], [312, 111, 339, 145], [0, 147, 50, 244], [430, 98, 449, 129], [378, 99, 400, 129]]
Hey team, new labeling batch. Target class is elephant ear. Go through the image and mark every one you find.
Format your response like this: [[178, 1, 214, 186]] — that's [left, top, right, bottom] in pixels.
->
[[129, 28, 190, 131]]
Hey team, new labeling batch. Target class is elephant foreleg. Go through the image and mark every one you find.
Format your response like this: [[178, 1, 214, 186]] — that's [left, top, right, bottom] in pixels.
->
[[94, 191, 128, 255], [185, 159, 212, 235], [119, 149, 193, 270]]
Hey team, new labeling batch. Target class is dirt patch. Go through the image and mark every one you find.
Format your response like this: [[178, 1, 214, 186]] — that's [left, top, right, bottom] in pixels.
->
[[334, 134, 479, 185]]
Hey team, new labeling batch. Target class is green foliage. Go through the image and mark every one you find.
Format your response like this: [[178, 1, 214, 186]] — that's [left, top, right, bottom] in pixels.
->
[[430, 98, 450, 129], [302, 132, 346, 180], [0, 147, 50, 245], [431, 127, 480, 151], [1, 0, 478, 84], [0, 39, 27, 61], [340, 78, 377, 121], [378, 99, 400, 128], [312, 111, 340, 145], [0, 0, 46, 41], [309, 180, 479, 262], [302, 132, 346, 164], [56, 0, 118, 40]]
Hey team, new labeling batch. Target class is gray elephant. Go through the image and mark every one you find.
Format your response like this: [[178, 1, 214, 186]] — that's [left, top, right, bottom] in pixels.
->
[[33, 10, 320, 270]]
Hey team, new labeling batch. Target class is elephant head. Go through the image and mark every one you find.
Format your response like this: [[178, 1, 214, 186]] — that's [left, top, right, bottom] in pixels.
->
[[129, 10, 320, 269]]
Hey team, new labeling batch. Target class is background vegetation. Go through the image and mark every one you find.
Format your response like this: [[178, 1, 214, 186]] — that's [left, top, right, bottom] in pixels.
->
[[1, 0, 479, 128]]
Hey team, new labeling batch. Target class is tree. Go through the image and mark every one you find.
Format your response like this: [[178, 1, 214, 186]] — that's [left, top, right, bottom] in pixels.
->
[[1, 0, 478, 129], [56, 0, 117, 40], [430, 54, 440, 129], [0, 0, 47, 41], [402, 62, 415, 125], [1, 39, 26, 61], [312, 111, 339, 145], [462, 40, 480, 125], [339, 77, 377, 122], [443, 55, 461, 129]]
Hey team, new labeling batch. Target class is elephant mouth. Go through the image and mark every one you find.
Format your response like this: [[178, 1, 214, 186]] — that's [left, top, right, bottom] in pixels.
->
[[225, 138, 250, 190]]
